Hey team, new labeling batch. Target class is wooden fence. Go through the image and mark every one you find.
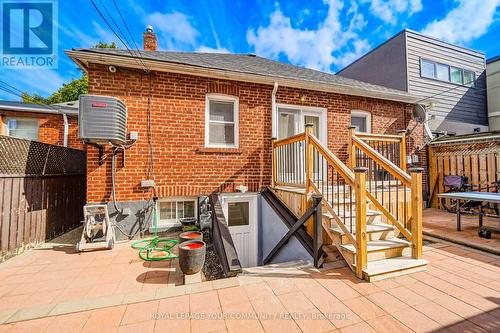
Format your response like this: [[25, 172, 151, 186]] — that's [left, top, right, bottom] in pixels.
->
[[428, 138, 500, 208], [0, 136, 86, 261]]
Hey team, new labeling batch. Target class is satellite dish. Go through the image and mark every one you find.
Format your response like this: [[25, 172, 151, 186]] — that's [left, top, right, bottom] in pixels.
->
[[413, 104, 427, 124]]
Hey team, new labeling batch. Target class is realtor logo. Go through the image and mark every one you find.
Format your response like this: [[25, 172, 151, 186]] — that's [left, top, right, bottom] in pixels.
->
[[1, 0, 58, 68]]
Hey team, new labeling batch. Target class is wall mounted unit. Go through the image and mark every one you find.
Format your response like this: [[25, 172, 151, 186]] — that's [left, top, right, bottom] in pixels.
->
[[78, 95, 127, 145]]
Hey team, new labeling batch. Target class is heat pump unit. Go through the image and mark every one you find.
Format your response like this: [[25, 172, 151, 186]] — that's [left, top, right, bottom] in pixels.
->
[[79, 95, 127, 145]]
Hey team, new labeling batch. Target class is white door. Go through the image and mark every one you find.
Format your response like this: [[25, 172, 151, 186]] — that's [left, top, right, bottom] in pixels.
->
[[221, 194, 258, 268]]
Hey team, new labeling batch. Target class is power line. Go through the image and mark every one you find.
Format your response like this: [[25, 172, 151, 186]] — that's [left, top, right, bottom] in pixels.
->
[[111, 0, 150, 72]]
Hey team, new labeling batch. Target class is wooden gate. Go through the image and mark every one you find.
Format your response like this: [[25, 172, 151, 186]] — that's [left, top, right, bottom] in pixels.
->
[[0, 136, 86, 261], [428, 138, 500, 208]]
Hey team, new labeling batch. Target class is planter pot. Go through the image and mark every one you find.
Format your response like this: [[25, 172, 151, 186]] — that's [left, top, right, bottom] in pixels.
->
[[179, 231, 203, 243], [179, 240, 206, 275], [180, 217, 197, 227]]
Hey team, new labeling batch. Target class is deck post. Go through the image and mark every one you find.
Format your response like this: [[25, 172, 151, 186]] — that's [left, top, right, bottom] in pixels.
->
[[398, 130, 407, 171], [348, 126, 357, 170], [272, 137, 277, 187], [305, 124, 314, 235], [409, 168, 423, 259], [354, 167, 368, 279], [312, 194, 323, 268]]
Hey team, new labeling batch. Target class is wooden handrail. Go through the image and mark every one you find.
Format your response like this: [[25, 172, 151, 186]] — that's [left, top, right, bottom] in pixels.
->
[[354, 132, 403, 141], [308, 134, 355, 185], [352, 135, 411, 185], [273, 132, 306, 147]]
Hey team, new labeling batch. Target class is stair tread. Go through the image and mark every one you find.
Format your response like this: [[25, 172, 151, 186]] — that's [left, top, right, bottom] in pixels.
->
[[323, 210, 381, 219], [340, 238, 411, 254], [359, 257, 429, 276], [330, 223, 395, 235]]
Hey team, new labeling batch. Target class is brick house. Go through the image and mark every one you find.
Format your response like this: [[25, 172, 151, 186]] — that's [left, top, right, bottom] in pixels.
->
[[66, 28, 426, 269], [0, 100, 82, 150]]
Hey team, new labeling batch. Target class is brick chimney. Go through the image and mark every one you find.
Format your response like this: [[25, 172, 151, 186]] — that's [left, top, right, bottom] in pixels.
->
[[143, 25, 158, 51]]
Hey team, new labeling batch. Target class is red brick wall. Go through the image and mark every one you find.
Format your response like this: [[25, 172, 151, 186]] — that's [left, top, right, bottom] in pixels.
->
[[85, 63, 425, 203], [0, 111, 83, 150]]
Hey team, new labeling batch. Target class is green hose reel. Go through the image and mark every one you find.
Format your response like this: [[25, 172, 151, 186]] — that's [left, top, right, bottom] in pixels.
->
[[131, 200, 178, 261]]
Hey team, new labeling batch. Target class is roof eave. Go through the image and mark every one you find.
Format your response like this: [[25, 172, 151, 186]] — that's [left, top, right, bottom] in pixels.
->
[[0, 104, 78, 116], [65, 50, 421, 104]]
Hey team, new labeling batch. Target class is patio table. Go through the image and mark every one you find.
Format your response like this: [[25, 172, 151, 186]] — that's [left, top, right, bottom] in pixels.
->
[[438, 192, 500, 236]]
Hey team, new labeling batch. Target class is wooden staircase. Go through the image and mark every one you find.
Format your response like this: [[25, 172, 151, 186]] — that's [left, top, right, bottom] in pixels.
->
[[271, 126, 428, 281]]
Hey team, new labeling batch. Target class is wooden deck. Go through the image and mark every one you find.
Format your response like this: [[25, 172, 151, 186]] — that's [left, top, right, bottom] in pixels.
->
[[423, 208, 500, 254]]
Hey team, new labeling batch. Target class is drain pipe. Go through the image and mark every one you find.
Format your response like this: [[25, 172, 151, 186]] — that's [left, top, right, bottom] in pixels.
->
[[271, 82, 279, 138], [62, 113, 69, 147]]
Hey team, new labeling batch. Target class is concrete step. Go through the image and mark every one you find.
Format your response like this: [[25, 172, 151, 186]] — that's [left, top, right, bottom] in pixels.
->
[[340, 238, 411, 263], [356, 256, 428, 282]]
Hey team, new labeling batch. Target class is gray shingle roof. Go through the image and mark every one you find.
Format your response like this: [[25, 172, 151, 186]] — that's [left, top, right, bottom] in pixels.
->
[[0, 100, 78, 115], [71, 48, 417, 100]]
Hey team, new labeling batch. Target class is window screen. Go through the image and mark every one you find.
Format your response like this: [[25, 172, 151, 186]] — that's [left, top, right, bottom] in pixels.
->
[[421, 60, 435, 78], [351, 116, 367, 133]]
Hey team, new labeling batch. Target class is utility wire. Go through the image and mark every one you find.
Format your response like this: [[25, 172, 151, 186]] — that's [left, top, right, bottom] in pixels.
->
[[111, 0, 150, 72]]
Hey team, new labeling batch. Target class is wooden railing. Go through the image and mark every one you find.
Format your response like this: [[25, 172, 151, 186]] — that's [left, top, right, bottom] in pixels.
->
[[272, 125, 368, 277], [271, 125, 423, 278], [348, 127, 406, 171], [349, 130, 423, 259]]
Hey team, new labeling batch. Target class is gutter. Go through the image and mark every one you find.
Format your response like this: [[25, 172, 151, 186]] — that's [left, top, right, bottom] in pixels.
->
[[0, 104, 78, 116], [65, 50, 422, 105], [272, 82, 278, 138]]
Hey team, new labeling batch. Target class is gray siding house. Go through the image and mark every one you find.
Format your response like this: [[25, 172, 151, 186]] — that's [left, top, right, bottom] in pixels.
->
[[487, 56, 500, 131], [338, 29, 487, 135]]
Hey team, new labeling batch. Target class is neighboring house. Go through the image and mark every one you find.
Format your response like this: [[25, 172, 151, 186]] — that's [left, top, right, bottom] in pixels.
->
[[337, 29, 488, 136], [487, 56, 500, 131], [0, 100, 83, 149], [65, 27, 426, 269]]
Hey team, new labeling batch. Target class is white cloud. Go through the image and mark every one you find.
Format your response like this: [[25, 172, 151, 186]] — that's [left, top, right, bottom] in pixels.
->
[[361, 0, 423, 25], [145, 11, 200, 50], [246, 0, 370, 72], [59, 22, 117, 48], [196, 46, 230, 53], [422, 0, 500, 44]]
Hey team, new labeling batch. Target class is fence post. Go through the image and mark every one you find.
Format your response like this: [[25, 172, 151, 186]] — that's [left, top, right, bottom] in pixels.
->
[[409, 168, 423, 259], [398, 130, 407, 171], [348, 126, 356, 169], [272, 137, 277, 187], [354, 167, 368, 279], [312, 194, 323, 268]]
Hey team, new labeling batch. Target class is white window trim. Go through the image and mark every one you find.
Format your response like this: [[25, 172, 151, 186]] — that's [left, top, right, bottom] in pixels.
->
[[5, 117, 39, 141], [205, 94, 239, 148], [351, 110, 372, 133], [275, 103, 328, 144], [156, 197, 198, 228]]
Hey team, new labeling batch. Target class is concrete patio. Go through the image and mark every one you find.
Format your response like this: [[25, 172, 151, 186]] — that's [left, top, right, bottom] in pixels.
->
[[1, 231, 500, 332]]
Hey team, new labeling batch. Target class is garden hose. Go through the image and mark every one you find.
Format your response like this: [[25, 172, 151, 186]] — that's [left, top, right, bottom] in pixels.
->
[[131, 200, 178, 261]]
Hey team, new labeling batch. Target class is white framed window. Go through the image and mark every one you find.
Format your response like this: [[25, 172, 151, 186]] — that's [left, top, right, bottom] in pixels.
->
[[351, 110, 371, 133], [205, 94, 239, 148], [420, 58, 476, 87], [158, 198, 197, 227], [6, 117, 39, 141]]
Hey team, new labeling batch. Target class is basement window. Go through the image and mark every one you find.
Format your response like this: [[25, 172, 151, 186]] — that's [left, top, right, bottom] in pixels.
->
[[6, 117, 39, 141], [158, 198, 197, 226], [351, 110, 371, 133], [205, 94, 239, 148]]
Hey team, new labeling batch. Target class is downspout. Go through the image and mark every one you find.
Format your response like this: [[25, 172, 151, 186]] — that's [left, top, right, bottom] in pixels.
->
[[62, 113, 68, 147], [271, 82, 279, 138]]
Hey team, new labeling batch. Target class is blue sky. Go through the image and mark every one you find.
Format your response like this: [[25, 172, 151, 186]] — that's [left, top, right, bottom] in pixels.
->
[[1, 0, 500, 100]]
